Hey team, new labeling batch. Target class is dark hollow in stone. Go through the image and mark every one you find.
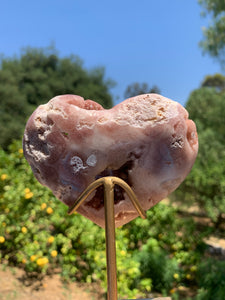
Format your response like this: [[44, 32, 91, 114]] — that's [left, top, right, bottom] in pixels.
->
[[85, 160, 134, 210]]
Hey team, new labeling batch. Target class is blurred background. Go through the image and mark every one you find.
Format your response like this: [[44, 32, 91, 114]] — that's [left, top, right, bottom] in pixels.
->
[[0, 1, 225, 299]]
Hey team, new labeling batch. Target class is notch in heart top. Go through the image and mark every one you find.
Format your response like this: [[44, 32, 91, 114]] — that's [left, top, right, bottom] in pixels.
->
[[23, 94, 198, 228]]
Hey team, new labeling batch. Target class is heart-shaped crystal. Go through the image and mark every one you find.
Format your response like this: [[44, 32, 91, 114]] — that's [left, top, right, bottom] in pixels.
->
[[23, 94, 198, 227]]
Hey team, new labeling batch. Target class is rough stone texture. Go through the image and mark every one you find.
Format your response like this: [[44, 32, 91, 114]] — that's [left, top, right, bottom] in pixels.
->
[[23, 94, 198, 228]]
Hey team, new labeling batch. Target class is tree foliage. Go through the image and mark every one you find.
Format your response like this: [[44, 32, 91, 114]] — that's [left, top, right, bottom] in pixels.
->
[[124, 82, 160, 99], [172, 83, 225, 223], [201, 72, 225, 91], [199, 0, 225, 63], [0, 46, 114, 149]]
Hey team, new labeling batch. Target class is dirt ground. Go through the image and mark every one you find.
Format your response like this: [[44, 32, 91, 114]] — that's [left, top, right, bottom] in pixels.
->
[[0, 265, 105, 300], [0, 266, 173, 300]]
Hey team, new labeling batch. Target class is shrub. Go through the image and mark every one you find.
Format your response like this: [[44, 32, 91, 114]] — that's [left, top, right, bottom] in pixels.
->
[[135, 238, 179, 292], [194, 259, 225, 300]]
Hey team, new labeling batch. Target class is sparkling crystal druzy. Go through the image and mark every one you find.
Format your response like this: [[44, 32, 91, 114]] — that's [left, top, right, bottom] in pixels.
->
[[23, 94, 198, 227]]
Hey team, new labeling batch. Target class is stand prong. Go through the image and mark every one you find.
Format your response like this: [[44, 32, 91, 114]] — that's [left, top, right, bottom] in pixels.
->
[[68, 177, 105, 214], [111, 177, 147, 219]]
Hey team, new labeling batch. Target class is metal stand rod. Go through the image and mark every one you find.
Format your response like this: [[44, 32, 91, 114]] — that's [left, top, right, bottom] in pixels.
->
[[68, 176, 147, 300], [104, 177, 117, 300]]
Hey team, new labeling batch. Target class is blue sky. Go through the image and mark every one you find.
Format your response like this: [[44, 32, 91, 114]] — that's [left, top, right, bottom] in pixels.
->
[[0, 0, 221, 106]]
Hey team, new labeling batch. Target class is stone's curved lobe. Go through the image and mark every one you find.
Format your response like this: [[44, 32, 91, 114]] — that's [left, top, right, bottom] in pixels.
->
[[23, 94, 198, 228]]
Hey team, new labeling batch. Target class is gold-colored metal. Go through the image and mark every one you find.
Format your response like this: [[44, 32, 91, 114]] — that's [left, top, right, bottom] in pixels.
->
[[68, 176, 147, 300], [68, 176, 147, 219], [104, 177, 117, 300], [67, 178, 104, 214], [111, 177, 146, 219]]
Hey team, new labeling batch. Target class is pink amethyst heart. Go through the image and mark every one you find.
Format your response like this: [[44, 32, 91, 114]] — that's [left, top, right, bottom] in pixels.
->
[[23, 94, 198, 228]]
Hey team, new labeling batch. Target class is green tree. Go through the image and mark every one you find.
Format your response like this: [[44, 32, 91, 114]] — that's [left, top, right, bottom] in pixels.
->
[[199, 0, 225, 63], [201, 73, 225, 91], [172, 85, 225, 224], [0, 46, 114, 149], [124, 82, 160, 99]]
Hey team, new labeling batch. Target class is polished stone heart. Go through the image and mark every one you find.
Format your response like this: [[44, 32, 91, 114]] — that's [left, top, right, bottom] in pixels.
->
[[23, 94, 198, 228]]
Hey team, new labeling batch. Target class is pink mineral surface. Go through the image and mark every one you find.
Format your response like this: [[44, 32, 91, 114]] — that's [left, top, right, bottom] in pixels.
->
[[23, 94, 198, 228]]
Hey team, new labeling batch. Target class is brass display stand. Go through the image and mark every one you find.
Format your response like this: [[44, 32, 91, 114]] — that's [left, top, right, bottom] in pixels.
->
[[68, 177, 170, 300]]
